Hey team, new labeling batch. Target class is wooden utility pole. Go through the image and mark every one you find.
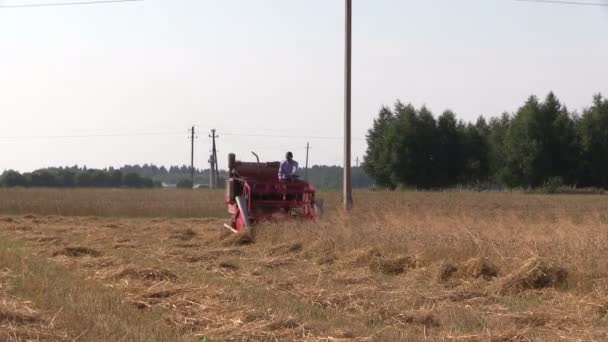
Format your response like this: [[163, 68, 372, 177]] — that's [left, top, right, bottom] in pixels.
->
[[190, 126, 195, 190], [210, 129, 219, 189], [343, 0, 353, 210], [209, 154, 215, 189], [305, 142, 310, 181]]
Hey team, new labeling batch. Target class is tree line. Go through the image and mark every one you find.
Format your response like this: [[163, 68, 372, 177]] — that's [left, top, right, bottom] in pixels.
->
[[364, 92, 608, 190], [0, 168, 156, 188], [0, 164, 374, 190]]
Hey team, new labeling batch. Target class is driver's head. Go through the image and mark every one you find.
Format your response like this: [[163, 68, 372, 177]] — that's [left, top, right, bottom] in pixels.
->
[[286, 151, 293, 161]]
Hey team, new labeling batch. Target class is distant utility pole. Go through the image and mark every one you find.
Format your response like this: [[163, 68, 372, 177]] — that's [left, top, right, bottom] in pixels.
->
[[305, 142, 310, 181], [356, 156, 359, 168], [208, 154, 215, 189], [210, 129, 219, 189], [343, 0, 354, 210], [189, 126, 196, 190]]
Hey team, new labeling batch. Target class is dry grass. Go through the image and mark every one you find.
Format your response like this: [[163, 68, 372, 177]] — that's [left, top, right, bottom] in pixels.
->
[[0, 189, 608, 341], [0, 188, 225, 218]]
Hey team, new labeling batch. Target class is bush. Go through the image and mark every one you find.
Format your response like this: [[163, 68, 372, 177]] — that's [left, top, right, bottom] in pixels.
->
[[543, 177, 564, 194], [177, 179, 193, 189]]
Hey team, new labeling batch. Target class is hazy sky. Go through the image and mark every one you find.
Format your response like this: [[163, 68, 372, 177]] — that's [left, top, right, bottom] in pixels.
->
[[1, 0, 607, 172]]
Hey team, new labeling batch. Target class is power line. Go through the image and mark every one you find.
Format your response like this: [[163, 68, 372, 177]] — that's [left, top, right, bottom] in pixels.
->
[[220, 132, 365, 141], [515, 0, 608, 7], [0, 131, 183, 140], [0, 0, 143, 9]]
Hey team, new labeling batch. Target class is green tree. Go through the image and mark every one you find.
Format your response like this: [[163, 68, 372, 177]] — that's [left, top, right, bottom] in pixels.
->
[[462, 117, 491, 183], [110, 170, 123, 187], [177, 178, 194, 189], [30, 171, 57, 187], [363, 105, 396, 188], [57, 170, 76, 187], [488, 113, 511, 183], [1, 170, 29, 187], [578, 94, 608, 187], [390, 105, 438, 188], [435, 110, 465, 186], [123, 173, 144, 188], [501, 93, 577, 187]]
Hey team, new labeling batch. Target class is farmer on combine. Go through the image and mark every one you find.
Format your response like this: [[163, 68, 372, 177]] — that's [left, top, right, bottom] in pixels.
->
[[278, 151, 299, 181]]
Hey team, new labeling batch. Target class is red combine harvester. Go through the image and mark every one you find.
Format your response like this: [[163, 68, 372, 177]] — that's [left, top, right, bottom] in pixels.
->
[[224, 153, 322, 232]]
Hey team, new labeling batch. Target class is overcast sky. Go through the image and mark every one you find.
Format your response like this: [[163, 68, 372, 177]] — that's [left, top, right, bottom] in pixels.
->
[[1, 0, 607, 172]]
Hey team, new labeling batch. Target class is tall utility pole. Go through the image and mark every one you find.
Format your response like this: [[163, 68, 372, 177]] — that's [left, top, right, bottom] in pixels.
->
[[305, 142, 310, 181], [210, 129, 219, 189], [343, 0, 353, 210], [190, 126, 195, 190], [208, 154, 215, 189]]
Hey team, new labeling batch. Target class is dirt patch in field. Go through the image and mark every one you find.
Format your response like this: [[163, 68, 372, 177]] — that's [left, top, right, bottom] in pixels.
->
[[268, 242, 303, 256], [218, 260, 240, 271], [6, 225, 33, 232], [53, 247, 102, 258], [395, 311, 440, 327], [222, 232, 254, 246], [170, 228, 197, 241]]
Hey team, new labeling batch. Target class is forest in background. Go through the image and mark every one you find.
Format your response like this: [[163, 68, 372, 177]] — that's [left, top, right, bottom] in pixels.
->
[[364, 92, 608, 191]]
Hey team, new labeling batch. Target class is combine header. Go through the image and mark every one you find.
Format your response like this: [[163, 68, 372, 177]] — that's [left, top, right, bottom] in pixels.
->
[[224, 153, 322, 232]]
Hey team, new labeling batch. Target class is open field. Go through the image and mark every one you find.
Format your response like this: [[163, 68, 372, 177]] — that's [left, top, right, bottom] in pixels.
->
[[1, 189, 608, 341]]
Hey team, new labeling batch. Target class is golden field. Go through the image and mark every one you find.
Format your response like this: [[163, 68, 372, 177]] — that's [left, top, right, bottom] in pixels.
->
[[1, 189, 608, 341]]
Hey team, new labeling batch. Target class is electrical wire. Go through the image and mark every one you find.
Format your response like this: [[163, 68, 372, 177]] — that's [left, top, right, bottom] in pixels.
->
[[0, 131, 184, 140], [0, 0, 142, 9], [515, 0, 608, 7], [220, 132, 365, 141]]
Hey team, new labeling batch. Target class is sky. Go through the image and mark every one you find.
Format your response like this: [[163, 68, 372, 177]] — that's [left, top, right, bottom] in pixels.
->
[[1, 0, 607, 172]]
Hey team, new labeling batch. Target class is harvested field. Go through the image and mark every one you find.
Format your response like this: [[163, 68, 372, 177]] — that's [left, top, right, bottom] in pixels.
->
[[1, 190, 608, 340]]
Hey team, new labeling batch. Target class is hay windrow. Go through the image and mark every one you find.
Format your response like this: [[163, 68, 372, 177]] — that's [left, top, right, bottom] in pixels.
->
[[497, 257, 568, 293], [395, 311, 440, 327], [369, 256, 416, 275], [439, 258, 499, 282], [110, 267, 178, 281], [0, 309, 42, 324], [350, 247, 383, 266]]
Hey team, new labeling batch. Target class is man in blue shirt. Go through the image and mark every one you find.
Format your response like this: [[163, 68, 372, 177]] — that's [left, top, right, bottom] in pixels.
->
[[278, 152, 299, 181]]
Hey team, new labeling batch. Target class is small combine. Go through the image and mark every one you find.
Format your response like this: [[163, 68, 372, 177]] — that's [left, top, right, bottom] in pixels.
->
[[224, 153, 322, 232]]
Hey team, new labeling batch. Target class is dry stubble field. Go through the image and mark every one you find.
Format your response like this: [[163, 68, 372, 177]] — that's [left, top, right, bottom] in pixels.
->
[[1, 189, 608, 341]]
